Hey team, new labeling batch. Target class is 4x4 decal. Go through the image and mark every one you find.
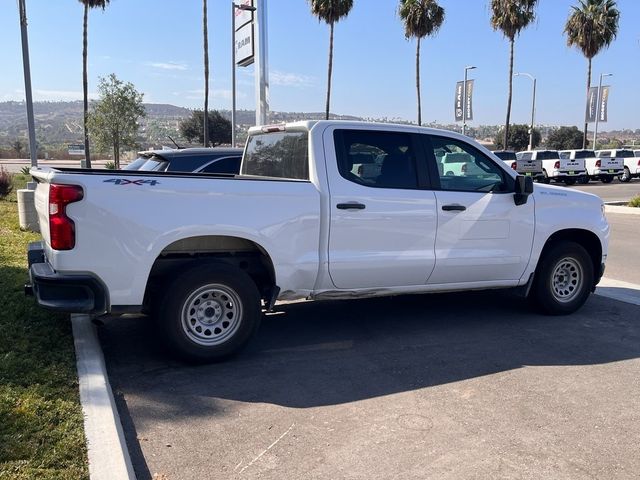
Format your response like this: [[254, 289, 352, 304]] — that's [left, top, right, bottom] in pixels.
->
[[104, 178, 160, 186]]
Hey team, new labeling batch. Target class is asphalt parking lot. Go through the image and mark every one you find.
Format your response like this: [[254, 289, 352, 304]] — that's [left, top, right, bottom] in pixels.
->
[[100, 287, 640, 480]]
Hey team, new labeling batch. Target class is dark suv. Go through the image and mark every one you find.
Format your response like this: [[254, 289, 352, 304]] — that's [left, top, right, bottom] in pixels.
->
[[124, 147, 243, 174]]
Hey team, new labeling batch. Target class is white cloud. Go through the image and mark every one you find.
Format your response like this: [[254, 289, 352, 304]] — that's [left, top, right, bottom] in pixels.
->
[[270, 70, 315, 88], [172, 88, 246, 101], [145, 61, 188, 71]]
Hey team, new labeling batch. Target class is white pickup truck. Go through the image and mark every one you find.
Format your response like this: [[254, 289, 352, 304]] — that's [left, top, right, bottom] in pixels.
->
[[26, 121, 609, 361]]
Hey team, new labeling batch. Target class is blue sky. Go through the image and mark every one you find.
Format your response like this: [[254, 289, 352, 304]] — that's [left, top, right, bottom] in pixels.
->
[[1, 0, 638, 130]]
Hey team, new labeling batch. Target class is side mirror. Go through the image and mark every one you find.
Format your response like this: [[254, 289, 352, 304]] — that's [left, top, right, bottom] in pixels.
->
[[514, 175, 534, 206]]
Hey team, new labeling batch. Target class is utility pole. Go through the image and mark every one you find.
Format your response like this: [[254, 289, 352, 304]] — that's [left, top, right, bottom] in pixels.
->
[[593, 73, 612, 150], [254, 0, 269, 126], [462, 65, 476, 136], [17, 0, 38, 168], [515, 72, 536, 150]]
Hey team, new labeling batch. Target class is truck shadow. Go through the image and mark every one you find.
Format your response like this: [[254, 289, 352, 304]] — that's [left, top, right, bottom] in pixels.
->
[[101, 289, 640, 410], [99, 290, 640, 479]]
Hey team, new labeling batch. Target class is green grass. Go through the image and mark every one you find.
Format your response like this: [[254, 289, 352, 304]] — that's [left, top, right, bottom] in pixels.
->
[[628, 196, 640, 208], [0, 173, 88, 479]]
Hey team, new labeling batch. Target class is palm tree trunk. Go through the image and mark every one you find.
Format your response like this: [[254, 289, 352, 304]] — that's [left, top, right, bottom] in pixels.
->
[[82, 3, 92, 168], [325, 21, 334, 121], [203, 0, 209, 147], [583, 57, 592, 149], [503, 38, 514, 149], [416, 38, 421, 126]]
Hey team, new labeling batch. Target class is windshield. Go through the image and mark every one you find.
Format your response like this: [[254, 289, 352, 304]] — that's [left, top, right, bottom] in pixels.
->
[[493, 151, 516, 161], [138, 157, 169, 172], [573, 150, 595, 159], [123, 157, 149, 170], [536, 151, 559, 160]]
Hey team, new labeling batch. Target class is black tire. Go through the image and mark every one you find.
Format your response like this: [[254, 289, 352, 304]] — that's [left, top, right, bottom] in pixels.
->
[[578, 175, 590, 184], [619, 167, 631, 183], [564, 178, 576, 186], [157, 262, 262, 362], [600, 175, 614, 184], [542, 170, 551, 184], [530, 241, 594, 315]]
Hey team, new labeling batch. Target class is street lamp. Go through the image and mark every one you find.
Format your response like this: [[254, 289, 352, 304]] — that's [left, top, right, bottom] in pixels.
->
[[515, 72, 536, 150], [231, 2, 256, 147], [593, 73, 613, 150], [462, 66, 476, 136]]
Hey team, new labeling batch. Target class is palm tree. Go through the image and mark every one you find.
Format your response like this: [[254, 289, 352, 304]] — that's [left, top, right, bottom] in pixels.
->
[[79, 0, 110, 168], [398, 0, 445, 126], [565, 0, 620, 148], [203, 0, 210, 147], [490, 0, 537, 149], [309, 0, 354, 120]]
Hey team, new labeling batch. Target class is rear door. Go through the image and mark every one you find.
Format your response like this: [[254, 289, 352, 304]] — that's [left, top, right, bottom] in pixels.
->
[[424, 135, 535, 284], [325, 127, 438, 289]]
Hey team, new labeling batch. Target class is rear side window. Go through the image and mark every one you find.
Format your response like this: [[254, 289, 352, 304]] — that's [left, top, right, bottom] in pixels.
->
[[618, 150, 634, 158], [493, 151, 516, 161], [333, 129, 419, 189], [574, 150, 595, 159], [242, 131, 308, 180], [597, 151, 611, 158], [199, 157, 241, 174]]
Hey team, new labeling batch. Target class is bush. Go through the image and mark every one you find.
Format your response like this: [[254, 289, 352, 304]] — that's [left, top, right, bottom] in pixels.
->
[[20, 166, 31, 175], [104, 161, 117, 170], [628, 196, 640, 208], [0, 167, 13, 200]]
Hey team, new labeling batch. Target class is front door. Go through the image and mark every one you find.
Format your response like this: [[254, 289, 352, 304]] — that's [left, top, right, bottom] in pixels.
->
[[423, 134, 535, 285]]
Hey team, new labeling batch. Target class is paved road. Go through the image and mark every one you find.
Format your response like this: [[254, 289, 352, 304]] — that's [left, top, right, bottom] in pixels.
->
[[101, 289, 640, 480], [571, 179, 640, 203]]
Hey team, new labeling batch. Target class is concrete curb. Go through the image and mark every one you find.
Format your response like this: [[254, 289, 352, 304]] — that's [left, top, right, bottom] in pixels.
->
[[604, 204, 640, 215], [71, 314, 136, 480], [595, 277, 640, 306]]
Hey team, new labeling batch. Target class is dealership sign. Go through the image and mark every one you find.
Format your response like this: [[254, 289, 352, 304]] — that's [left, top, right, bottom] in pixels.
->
[[235, 0, 254, 67]]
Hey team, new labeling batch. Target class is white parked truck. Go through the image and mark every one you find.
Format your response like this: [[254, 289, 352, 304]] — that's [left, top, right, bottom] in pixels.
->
[[518, 150, 586, 185], [26, 121, 609, 361], [595, 149, 639, 183]]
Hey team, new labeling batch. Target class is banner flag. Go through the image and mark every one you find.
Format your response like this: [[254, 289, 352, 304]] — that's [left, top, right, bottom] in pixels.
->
[[598, 86, 610, 123], [454, 81, 464, 121], [585, 86, 598, 123], [465, 79, 474, 121]]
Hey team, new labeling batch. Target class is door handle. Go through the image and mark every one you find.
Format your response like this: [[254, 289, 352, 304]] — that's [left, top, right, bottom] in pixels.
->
[[337, 202, 366, 210], [442, 204, 466, 212]]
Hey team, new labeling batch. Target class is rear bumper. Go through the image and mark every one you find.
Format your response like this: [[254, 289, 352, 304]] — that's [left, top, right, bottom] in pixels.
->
[[25, 241, 108, 314], [550, 170, 586, 178]]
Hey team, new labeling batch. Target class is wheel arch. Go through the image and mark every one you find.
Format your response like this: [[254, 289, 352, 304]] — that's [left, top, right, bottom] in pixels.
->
[[538, 228, 603, 289], [144, 235, 277, 307]]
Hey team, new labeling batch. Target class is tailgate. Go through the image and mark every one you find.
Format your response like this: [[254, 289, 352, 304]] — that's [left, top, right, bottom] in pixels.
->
[[517, 159, 542, 173], [601, 157, 623, 170], [560, 159, 585, 172]]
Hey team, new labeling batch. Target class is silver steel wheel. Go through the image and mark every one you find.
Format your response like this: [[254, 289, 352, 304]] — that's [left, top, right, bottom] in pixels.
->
[[180, 284, 243, 346], [551, 257, 583, 303]]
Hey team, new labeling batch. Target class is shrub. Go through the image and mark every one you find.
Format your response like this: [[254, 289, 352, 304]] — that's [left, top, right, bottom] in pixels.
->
[[628, 196, 640, 208], [0, 167, 13, 200], [104, 161, 117, 170], [20, 165, 31, 175]]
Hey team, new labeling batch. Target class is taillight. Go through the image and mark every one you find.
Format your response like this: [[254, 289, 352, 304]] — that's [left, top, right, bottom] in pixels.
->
[[554, 161, 560, 169], [511, 162, 517, 170], [596, 160, 601, 167], [637, 159, 640, 166], [49, 184, 84, 250]]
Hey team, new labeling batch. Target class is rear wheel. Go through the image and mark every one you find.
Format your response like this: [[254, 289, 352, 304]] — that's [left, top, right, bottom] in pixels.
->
[[600, 175, 614, 184], [540, 170, 551, 184], [619, 167, 631, 183], [564, 178, 576, 186], [158, 262, 262, 362], [530, 242, 594, 315], [578, 175, 590, 184]]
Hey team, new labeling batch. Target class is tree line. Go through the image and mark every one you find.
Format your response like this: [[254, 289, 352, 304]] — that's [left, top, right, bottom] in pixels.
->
[[76, 0, 621, 164]]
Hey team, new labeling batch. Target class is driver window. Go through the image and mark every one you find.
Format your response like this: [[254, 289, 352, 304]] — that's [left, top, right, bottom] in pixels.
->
[[427, 136, 508, 192]]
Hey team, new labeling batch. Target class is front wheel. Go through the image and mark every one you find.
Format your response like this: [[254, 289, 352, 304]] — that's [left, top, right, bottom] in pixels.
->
[[158, 262, 262, 362], [530, 242, 594, 315]]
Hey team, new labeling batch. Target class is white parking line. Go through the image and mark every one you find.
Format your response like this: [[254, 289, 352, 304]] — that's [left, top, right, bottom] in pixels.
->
[[595, 277, 640, 306]]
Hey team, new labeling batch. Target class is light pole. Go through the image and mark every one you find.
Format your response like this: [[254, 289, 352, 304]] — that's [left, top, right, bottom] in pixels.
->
[[515, 72, 536, 150], [231, 2, 256, 147], [462, 66, 476, 136], [593, 73, 612, 150], [17, 0, 37, 168]]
